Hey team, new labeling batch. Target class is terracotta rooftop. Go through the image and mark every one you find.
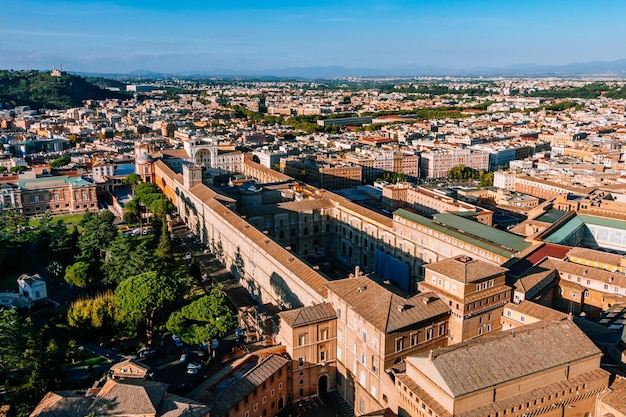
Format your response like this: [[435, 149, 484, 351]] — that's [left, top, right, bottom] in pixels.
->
[[566, 247, 625, 268], [30, 379, 209, 417], [325, 277, 450, 333], [210, 354, 289, 417], [510, 258, 557, 294], [424, 255, 508, 284], [278, 303, 337, 328], [504, 300, 569, 322], [29, 391, 92, 417], [552, 258, 626, 287], [406, 320, 601, 397], [88, 379, 167, 416], [506, 243, 570, 277]]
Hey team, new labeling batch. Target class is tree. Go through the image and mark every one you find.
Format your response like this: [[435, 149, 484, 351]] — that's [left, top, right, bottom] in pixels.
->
[[0, 166, 6, 172], [166, 293, 236, 345], [46, 260, 64, 282], [479, 171, 494, 187], [104, 238, 160, 285], [77, 211, 117, 263], [10, 165, 27, 173], [448, 164, 479, 181], [64, 261, 92, 288], [67, 291, 118, 331], [114, 271, 182, 344], [0, 310, 57, 416], [154, 229, 175, 267], [49, 156, 70, 168], [123, 173, 142, 193]]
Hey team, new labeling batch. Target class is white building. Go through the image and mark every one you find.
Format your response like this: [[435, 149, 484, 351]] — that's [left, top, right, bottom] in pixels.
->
[[17, 274, 47, 302]]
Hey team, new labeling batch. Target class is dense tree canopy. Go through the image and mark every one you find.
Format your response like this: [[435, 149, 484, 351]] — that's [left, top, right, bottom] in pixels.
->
[[115, 271, 182, 342], [67, 291, 118, 331], [76, 211, 118, 263], [64, 261, 92, 288], [104, 237, 161, 285], [0, 70, 128, 109], [166, 288, 236, 344], [0, 310, 58, 416]]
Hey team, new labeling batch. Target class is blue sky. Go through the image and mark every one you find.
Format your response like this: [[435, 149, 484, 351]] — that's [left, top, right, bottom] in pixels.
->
[[1, 0, 625, 74]]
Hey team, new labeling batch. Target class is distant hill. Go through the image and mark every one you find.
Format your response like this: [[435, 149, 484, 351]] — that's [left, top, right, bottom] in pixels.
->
[[0, 70, 130, 110], [69, 58, 626, 79]]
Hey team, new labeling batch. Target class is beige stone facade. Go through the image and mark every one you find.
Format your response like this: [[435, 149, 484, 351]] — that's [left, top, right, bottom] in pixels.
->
[[277, 303, 337, 401], [325, 277, 449, 416], [420, 256, 510, 342]]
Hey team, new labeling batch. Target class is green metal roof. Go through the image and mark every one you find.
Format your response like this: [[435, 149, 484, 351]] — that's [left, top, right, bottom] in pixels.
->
[[18, 175, 91, 189], [394, 209, 531, 258], [67, 177, 91, 186], [578, 214, 626, 231], [543, 215, 585, 244], [18, 176, 69, 188]]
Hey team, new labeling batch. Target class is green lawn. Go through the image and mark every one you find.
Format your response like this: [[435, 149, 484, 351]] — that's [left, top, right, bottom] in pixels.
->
[[29, 213, 86, 228]]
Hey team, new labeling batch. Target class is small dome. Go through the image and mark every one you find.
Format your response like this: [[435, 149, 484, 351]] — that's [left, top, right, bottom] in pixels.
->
[[136, 153, 154, 164]]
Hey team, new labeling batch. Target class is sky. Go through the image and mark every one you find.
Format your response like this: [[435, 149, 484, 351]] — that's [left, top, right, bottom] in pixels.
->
[[1, 0, 626, 75]]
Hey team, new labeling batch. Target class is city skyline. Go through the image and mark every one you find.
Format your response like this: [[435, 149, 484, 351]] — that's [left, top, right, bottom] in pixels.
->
[[2, 0, 626, 75]]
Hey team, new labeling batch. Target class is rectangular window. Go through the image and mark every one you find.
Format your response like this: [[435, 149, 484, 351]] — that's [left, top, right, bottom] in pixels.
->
[[359, 371, 366, 386], [372, 356, 379, 374], [298, 334, 306, 346], [410, 332, 418, 346], [395, 337, 403, 352], [426, 328, 433, 341], [320, 351, 326, 362], [298, 357, 305, 367]]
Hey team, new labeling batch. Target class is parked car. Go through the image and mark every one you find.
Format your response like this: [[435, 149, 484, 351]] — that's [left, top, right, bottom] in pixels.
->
[[187, 361, 203, 371], [186, 367, 198, 375], [137, 347, 156, 358], [172, 334, 183, 347], [180, 353, 187, 362]]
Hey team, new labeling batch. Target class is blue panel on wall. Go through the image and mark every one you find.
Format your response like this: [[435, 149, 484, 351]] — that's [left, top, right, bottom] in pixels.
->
[[374, 249, 410, 292]]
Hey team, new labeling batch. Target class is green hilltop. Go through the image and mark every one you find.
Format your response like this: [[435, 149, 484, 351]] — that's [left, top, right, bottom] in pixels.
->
[[0, 70, 130, 110]]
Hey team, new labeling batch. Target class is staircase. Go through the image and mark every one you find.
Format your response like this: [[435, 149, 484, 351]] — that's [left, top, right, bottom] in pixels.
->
[[326, 390, 354, 417]]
